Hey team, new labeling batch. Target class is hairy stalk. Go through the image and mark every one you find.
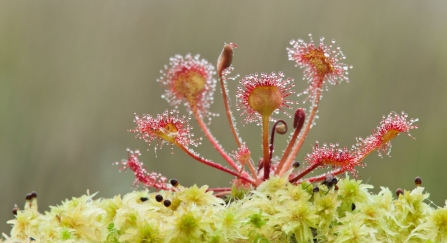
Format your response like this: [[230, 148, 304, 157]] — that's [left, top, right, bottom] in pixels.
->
[[247, 158, 259, 183], [289, 162, 321, 183], [304, 168, 344, 184], [192, 107, 239, 171], [219, 75, 258, 179], [294, 144, 379, 184], [213, 191, 232, 198], [176, 142, 256, 185], [219, 76, 243, 148], [206, 187, 232, 192], [280, 87, 322, 175], [262, 116, 271, 180]]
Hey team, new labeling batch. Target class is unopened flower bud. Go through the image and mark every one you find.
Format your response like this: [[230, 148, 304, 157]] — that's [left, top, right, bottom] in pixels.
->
[[12, 206, 18, 216], [415, 176, 422, 187], [323, 174, 335, 188], [163, 199, 171, 207], [155, 194, 163, 202], [293, 108, 305, 130], [217, 43, 236, 78], [170, 179, 179, 187], [331, 178, 338, 185], [275, 124, 287, 134]]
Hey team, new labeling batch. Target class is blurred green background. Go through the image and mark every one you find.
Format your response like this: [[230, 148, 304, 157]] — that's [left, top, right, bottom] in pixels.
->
[[1, 0, 446, 235]]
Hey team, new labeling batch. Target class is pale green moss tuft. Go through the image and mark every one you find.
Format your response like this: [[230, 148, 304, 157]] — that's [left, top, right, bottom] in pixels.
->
[[2, 178, 445, 242]]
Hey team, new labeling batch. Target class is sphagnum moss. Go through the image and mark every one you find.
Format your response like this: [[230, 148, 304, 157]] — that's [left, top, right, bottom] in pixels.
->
[[4, 177, 447, 242], [5, 35, 445, 243]]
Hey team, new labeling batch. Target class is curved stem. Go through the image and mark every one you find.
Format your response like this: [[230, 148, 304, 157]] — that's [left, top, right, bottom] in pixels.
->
[[219, 76, 242, 148], [276, 109, 305, 174], [176, 143, 256, 185], [269, 120, 287, 172], [192, 108, 239, 171], [280, 88, 322, 175], [270, 120, 288, 155], [262, 116, 271, 180]]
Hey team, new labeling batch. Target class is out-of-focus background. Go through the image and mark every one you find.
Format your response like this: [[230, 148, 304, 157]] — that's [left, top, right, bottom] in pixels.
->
[[1, 0, 446, 235]]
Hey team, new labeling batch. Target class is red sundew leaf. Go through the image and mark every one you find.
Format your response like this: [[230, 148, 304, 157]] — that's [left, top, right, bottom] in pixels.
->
[[287, 34, 351, 101], [157, 54, 217, 117]]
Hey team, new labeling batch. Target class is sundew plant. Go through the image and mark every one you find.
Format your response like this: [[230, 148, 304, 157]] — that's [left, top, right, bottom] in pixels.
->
[[4, 35, 447, 243], [119, 35, 417, 190]]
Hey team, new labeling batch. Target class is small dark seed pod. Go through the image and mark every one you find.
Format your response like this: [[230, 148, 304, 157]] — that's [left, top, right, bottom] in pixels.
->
[[31, 191, 37, 199], [29, 237, 35, 241], [170, 179, 179, 187], [323, 174, 335, 188], [25, 193, 33, 201], [155, 194, 163, 202], [334, 185, 339, 191], [292, 161, 300, 168], [321, 174, 337, 188], [323, 181, 332, 188], [396, 188, 403, 197], [331, 178, 338, 185], [415, 176, 422, 187], [140, 197, 148, 202], [163, 199, 171, 207], [12, 207, 18, 216], [313, 186, 320, 193], [351, 203, 356, 211]]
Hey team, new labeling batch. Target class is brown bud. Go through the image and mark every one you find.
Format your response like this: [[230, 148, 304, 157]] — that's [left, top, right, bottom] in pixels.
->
[[323, 174, 335, 187], [170, 179, 179, 187], [293, 108, 305, 130], [396, 188, 403, 197], [163, 199, 171, 207], [217, 43, 237, 78], [140, 197, 148, 202], [155, 194, 163, 202], [292, 161, 300, 168], [313, 186, 320, 193], [415, 176, 422, 187], [12, 206, 18, 216], [351, 203, 356, 211], [275, 124, 287, 134], [25, 193, 32, 201], [331, 178, 338, 185]]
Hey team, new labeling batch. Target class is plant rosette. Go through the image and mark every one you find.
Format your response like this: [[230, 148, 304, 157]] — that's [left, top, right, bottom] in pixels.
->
[[4, 35, 446, 243]]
